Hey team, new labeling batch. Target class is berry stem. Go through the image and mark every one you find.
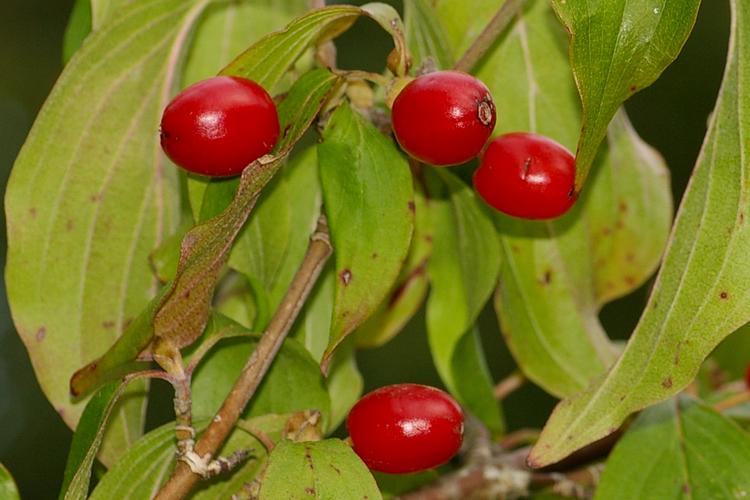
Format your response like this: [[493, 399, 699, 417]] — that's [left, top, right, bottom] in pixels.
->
[[155, 217, 332, 500], [713, 390, 750, 413], [493, 370, 526, 400], [453, 0, 527, 73]]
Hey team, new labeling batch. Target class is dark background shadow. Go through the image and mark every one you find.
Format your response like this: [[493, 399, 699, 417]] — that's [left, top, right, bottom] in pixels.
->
[[0, 1, 729, 497]]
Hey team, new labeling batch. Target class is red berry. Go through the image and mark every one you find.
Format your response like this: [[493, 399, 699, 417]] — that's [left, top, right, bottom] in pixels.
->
[[346, 383, 463, 474], [473, 132, 577, 219], [160, 76, 279, 177], [391, 71, 496, 166]]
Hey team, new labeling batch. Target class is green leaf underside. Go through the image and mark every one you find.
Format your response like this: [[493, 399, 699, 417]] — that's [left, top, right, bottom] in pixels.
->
[[6, 0, 210, 463], [0, 464, 20, 500], [191, 317, 330, 427], [530, 0, 750, 467], [595, 397, 750, 499], [69, 69, 339, 397], [436, 0, 671, 398], [258, 439, 382, 500], [405, 0, 454, 70], [90, 0, 134, 29], [90, 415, 288, 499], [551, 0, 700, 189], [318, 102, 414, 367], [424, 169, 501, 429], [59, 382, 124, 500]]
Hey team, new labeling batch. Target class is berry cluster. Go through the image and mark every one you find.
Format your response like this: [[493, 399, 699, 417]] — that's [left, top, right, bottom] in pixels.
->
[[160, 70, 578, 220], [391, 70, 577, 220]]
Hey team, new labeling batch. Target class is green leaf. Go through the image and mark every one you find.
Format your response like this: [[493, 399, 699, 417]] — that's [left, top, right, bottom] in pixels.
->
[[191, 320, 331, 426], [711, 322, 750, 381], [595, 397, 750, 499], [451, 328, 504, 435], [425, 170, 500, 402], [551, 0, 700, 189], [0, 464, 20, 500], [59, 382, 125, 500], [258, 439, 382, 500], [530, 0, 750, 467], [229, 147, 322, 313], [69, 69, 340, 397], [324, 341, 363, 432], [292, 263, 335, 363], [434, 0, 497, 59], [374, 470, 439, 499], [6, 0, 212, 464], [221, 3, 407, 90], [355, 182, 431, 349], [62, 0, 92, 64], [318, 102, 414, 368], [404, 0, 454, 70], [89, 415, 287, 499], [454, 0, 670, 398]]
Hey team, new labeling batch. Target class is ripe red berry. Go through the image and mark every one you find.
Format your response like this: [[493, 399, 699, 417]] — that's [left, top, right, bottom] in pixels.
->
[[473, 132, 577, 219], [391, 71, 496, 166], [160, 76, 279, 177], [346, 383, 463, 474]]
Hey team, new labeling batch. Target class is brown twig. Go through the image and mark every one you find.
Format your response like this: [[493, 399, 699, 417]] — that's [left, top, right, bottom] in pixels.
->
[[453, 0, 527, 73], [500, 428, 540, 450], [494, 371, 526, 400], [155, 216, 332, 499]]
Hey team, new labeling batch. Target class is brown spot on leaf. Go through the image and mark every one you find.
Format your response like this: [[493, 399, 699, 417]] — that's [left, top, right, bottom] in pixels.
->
[[90, 193, 101, 203], [339, 269, 352, 286], [36, 327, 46, 342], [371, 252, 378, 259], [407, 200, 416, 213], [330, 464, 341, 475], [29, 207, 37, 218], [720, 291, 729, 299], [629, 84, 637, 93], [102, 320, 115, 329], [283, 124, 292, 137], [66, 219, 74, 231], [624, 276, 636, 286], [540, 270, 552, 285], [662, 377, 673, 389], [618, 201, 628, 213], [625, 252, 635, 263], [305, 487, 315, 496], [682, 484, 691, 494], [511, 244, 521, 254], [304, 445, 314, 470], [602, 227, 612, 236], [182, 290, 191, 299]]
